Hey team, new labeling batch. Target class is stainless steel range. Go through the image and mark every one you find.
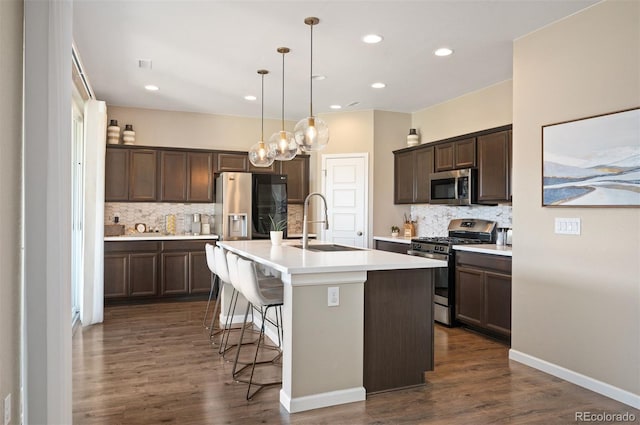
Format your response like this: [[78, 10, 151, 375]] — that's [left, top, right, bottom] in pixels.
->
[[408, 218, 497, 326]]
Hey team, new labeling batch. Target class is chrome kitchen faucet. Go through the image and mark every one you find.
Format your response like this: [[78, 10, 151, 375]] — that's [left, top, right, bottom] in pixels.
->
[[301, 192, 329, 249]]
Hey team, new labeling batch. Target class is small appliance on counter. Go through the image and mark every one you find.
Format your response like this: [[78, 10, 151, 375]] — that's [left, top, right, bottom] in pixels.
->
[[192, 213, 202, 235]]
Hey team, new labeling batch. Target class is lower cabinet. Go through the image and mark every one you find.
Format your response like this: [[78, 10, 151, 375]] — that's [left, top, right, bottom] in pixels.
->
[[105, 239, 216, 302], [374, 239, 410, 255], [455, 251, 511, 339]]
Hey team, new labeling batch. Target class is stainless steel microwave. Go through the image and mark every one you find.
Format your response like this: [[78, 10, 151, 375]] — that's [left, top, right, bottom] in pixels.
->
[[428, 168, 476, 205]]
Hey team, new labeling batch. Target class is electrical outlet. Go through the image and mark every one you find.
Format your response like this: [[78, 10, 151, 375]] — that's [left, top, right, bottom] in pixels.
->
[[327, 287, 339, 307], [4, 393, 11, 425]]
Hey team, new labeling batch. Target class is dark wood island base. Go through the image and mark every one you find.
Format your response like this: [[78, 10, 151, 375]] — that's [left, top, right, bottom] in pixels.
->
[[364, 268, 435, 393]]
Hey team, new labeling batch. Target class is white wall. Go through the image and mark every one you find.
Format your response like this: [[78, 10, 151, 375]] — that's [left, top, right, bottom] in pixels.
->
[[512, 0, 639, 404], [0, 1, 23, 423]]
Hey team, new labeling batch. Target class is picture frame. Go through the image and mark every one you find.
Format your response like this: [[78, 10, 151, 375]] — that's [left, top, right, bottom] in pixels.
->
[[541, 107, 640, 207]]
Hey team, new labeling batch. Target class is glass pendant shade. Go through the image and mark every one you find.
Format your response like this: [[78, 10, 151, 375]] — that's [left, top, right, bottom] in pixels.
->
[[295, 17, 329, 152], [294, 115, 329, 151], [249, 140, 276, 167], [248, 69, 276, 167], [270, 130, 297, 160]]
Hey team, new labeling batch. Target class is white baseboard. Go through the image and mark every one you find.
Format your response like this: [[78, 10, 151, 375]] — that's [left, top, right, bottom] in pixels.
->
[[509, 349, 640, 409], [279, 387, 366, 413]]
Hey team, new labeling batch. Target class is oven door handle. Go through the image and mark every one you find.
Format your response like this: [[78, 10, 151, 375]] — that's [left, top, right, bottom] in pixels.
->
[[407, 250, 448, 262]]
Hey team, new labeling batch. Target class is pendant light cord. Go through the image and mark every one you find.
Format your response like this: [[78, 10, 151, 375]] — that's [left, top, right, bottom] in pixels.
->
[[309, 22, 313, 118], [281, 51, 285, 131], [261, 72, 264, 141]]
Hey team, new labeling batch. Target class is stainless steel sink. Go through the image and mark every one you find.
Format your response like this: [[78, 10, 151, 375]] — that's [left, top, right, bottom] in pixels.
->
[[292, 244, 366, 252]]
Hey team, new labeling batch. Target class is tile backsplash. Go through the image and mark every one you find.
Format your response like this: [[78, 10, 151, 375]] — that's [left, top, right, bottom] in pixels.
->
[[105, 202, 305, 235], [410, 204, 512, 237]]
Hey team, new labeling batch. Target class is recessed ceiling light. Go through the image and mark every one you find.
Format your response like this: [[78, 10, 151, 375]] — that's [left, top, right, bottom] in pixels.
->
[[371, 82, 386, 89], [244, 95, 257, 101], [330, 105, 342, 110], [144, 85, 159, 91], [362, 34, 383, 44], [434, 47, 454, 57], [312, 75, 326, 81]]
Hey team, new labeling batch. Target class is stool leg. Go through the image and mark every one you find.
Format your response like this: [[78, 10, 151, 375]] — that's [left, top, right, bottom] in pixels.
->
[[203, 274, 218, 328], [218, 287, 238, 354]]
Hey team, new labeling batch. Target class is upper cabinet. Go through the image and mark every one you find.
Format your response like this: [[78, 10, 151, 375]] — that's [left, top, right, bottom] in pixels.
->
[[393, 125, 512, 205], [279, 155, 310, 204], [434, 137, 476, 171], [105, 146, 309, 205], [477, 130, 511, 203], [216, 152, 248, 172], [159, 150, 214, 203], [394, 147, 433, 204], [105, 148, 130, 201]]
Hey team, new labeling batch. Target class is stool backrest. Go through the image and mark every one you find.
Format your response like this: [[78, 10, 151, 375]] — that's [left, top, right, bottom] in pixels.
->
[[225, 252, 243, 292], [236, 257, 266, 308], [205, 243, 216, 274], [213, 246, 230, 284]]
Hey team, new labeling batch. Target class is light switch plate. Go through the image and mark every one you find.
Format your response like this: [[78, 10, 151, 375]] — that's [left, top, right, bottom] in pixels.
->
[[555, 217, 581, 235], [328, 287, 339, 307]]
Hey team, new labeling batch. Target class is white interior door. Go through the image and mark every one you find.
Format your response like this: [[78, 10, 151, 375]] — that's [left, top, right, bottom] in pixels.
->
[[322, 154, 368, 248]]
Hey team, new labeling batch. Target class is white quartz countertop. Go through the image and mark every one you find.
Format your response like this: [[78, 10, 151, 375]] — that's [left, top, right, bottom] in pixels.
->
[[373, 236, 413, 244], [217, 240, 446, 275], [104, 234, 219, 241], [453, 244, 512, 257]]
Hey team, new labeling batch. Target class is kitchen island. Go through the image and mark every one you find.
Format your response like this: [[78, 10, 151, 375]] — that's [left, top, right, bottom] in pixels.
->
[[217, 240, 446, 413]]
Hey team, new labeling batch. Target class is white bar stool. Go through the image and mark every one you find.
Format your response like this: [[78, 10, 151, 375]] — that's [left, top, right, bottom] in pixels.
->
[[203, 243, 220, 331], [232, 256, 284, 400]]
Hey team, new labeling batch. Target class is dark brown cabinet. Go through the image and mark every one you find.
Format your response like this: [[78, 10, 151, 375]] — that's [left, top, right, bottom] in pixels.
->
[[104, 241, 159, 299], [217, 152, 248, 172], [105, 148, 130, 201], [248, 161, 277, 174], [455, 251, 511, 339], [279, 155, 310, 204], [129, 150, 158, 201], [477, 130, 511, 203], [434, 137, 476, 171], [104, 239, 215, 303], [159, 150, 214, 203], [374, 240, 410, 254], [394, 147, 433, 204], [159, 150, 188, 201]]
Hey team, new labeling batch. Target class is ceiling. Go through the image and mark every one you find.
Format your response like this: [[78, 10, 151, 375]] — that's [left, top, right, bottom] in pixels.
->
[[73, 0, 598, 121]]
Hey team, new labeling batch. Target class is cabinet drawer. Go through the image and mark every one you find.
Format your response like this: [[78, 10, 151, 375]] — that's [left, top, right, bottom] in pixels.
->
[[375, 240, 410, 254], [161, 240, 216, 251], [105, 241, 160, 253], [456, 251, 511, 274]]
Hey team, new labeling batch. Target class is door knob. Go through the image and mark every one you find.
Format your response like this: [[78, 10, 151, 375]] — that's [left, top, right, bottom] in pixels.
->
[[357, 231, 363, 236]]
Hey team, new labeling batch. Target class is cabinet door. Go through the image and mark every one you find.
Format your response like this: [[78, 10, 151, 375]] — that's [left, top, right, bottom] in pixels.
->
[[455, 266, 484, 327], [217, 152, 248, 172], [105, 148, 129, 201], [394, 151, 415, 204], [477, 131, 511, 203], [129, 253, 158, 296], [455, 138, 476, 168], [279, 155, 309, 204], [484, 271, 512, 337], [187, 152, 214, 202], [434, 143, 454, 171], [104, 254, 128, 298], [129, 150, 158, 201], [414, 147, 433, 203], [159, 150, 188, 202], [189, 251, 211, 294], [160, 252, 189, 295], [249, 161, 277, 174]]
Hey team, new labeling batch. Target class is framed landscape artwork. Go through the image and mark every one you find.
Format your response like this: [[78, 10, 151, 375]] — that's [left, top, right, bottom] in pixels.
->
[[542, 107, 640, 207]]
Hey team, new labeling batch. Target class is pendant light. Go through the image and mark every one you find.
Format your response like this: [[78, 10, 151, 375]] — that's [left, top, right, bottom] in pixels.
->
[[248, 69, 276, 167], [269, 47, 297, 161], [294, 17, 329, 151]]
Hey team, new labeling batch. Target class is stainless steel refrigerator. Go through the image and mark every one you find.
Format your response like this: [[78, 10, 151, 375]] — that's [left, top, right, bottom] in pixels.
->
[[214, 172, 287, 240]]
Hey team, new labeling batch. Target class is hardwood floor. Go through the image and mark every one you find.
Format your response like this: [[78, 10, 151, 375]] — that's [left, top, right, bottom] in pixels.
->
[[73, 301, 638, 424]]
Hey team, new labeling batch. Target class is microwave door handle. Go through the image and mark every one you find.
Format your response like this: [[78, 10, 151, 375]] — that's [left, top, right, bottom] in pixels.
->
[[453, 177, 459, 201]]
